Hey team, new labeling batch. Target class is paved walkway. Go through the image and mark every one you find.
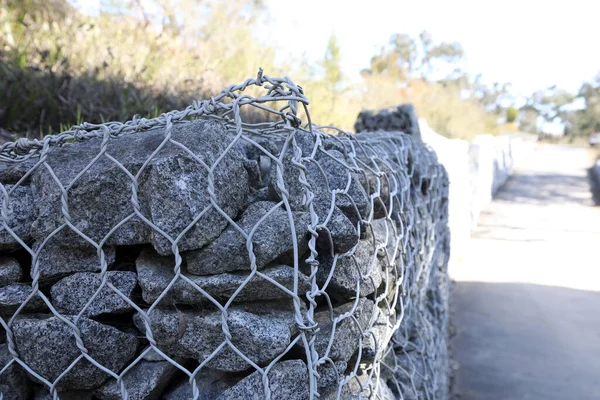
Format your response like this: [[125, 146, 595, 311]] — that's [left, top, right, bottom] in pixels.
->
[[451, 145, 600, 400]]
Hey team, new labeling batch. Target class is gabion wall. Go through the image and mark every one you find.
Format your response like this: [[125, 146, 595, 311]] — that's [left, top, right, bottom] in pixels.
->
[[0, 74, 450, 399]]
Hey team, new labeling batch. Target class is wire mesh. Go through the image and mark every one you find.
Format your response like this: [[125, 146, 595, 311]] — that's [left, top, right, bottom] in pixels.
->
[[0, 70, 450, 400]]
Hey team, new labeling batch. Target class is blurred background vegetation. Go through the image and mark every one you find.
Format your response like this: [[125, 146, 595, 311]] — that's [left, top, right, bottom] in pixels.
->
[[1, 0, 599, 141]]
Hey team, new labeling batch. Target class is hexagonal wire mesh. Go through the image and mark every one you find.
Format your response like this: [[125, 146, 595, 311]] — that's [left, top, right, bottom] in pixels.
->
[[0, 70, 450, 399]]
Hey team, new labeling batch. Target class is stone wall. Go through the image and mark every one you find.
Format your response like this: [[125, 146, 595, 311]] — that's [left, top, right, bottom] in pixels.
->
[[0, 93, 450, 398]]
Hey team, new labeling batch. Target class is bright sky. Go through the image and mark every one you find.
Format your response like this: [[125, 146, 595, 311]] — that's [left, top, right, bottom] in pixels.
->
[[74, 0, 600, 97], [263, 0, 600, 96]]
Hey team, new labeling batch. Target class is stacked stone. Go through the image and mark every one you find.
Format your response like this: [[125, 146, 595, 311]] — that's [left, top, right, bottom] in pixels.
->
[[354, 104, 422, 139], [354, 106, 451, 399], [0, 117, 449, 399]]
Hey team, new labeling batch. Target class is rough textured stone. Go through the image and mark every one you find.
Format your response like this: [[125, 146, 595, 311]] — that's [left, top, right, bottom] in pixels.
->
[[0, 284, 47, 314], [363, 306, 396, 365], [313, 298, 374, 363], [32, 240, 116, 280], [164, 370, 236, 400], [0, 185, 35, 251], [317, 207, 359, 255], [354, 104, 421, 138], [0, 343, 31, 400], [33, 388, 94, 400], [137, 249, 310, 305], [0, 256, 22, 287], [216, 360, 309, 400], [307, 234, 383, 299], [269, 132, 370, 222], [0, 159, 38, 185], [134, 302, 297, 372], [95, 360, 178, 400], [186, 201, 310, 275], [371, 218, 398, 264], [316, 360, 347, 398], [51, 271, 137, 317], [12, 316, 138, 390], [31, 120, 250, 255]]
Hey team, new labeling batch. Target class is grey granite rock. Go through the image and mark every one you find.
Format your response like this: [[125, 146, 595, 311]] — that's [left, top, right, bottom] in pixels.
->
[[269, 133, 370, 223], [12, 316, 138, 390], [313, 298, 374, 363], [31, 120, 250, 255], [32, 240, 116, 280], [33, 387, 94, 400], [317, 149, 371, 219], [134, 302, 297, 372], [0, 185, 35, 251], [308, 234, 383, 299], [316, 360, 347, 398], [0, 158, 38, 185], [354, 104, 421, 138], [0, 343, 31, 400], [216, 360, 309, 400], [317, 207, 359, 255], [186, 201, 310, 275], [0, 284, 47, 314], [0, 256, 22, 287], [51, 271, 137, 317], [95, 360, 178, 400], [164, 370, 236, 400], [363, 306, 396, 365], [137, 249, 310, 305]]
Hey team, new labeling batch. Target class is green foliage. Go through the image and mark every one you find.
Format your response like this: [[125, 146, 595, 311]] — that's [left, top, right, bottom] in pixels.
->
[[506, 106, 518, 123]]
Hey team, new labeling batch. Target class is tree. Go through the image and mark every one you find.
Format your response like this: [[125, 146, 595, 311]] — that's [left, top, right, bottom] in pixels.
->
[[322, 34, 343, 95], [506, 106, 518, 123], [361, 31, 464, 82]]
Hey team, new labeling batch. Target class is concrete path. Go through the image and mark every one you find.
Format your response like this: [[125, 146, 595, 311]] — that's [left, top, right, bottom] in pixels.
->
[[451, 145, 600, 400]]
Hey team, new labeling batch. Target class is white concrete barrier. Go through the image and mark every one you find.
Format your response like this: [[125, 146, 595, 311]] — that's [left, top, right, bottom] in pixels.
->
[[419, 120, 535, 271]]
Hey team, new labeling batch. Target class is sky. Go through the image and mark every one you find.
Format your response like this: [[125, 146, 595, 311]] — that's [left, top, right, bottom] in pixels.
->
[[73, 0, 600, 98], [262, 0, 600, 97]]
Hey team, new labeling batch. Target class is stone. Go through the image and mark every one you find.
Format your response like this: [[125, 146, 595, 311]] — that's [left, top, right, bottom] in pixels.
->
[[317, 207, 359, 255], [0, 343, 31, 400], [12, 315, 138, 390], [186, 201, 310, 275], [0, 158, 38, 185], [354, 104, 421, 139], [134, 301, 298, 372], [268, 132, 370, 223], [0, 185, 35, 251], [137, 249, 310, 305], [51, 271, 137, 317], [316, 360, 347, 398], [0, 284, 47, 314], [164, 370, 236, 400], [0, 256, 22, 287], [312, 298, 374, 363], [33, 387, 94, 400], [141, 348, 165, 362], [362, 306, 396, 365], [245, 187, 274, 206], [216, 360, 309, 400], [307, 235, 383, 299], [371, 218, 398, 268], [317, 149, 371, 219], [95, 360, 178, 400], [32, 240, 116, 280], [31, 120, 250, 255]]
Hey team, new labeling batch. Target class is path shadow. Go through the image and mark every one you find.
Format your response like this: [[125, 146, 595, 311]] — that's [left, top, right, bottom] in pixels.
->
[[493, 172, 594, 206], [450, 281, 600, 400]]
